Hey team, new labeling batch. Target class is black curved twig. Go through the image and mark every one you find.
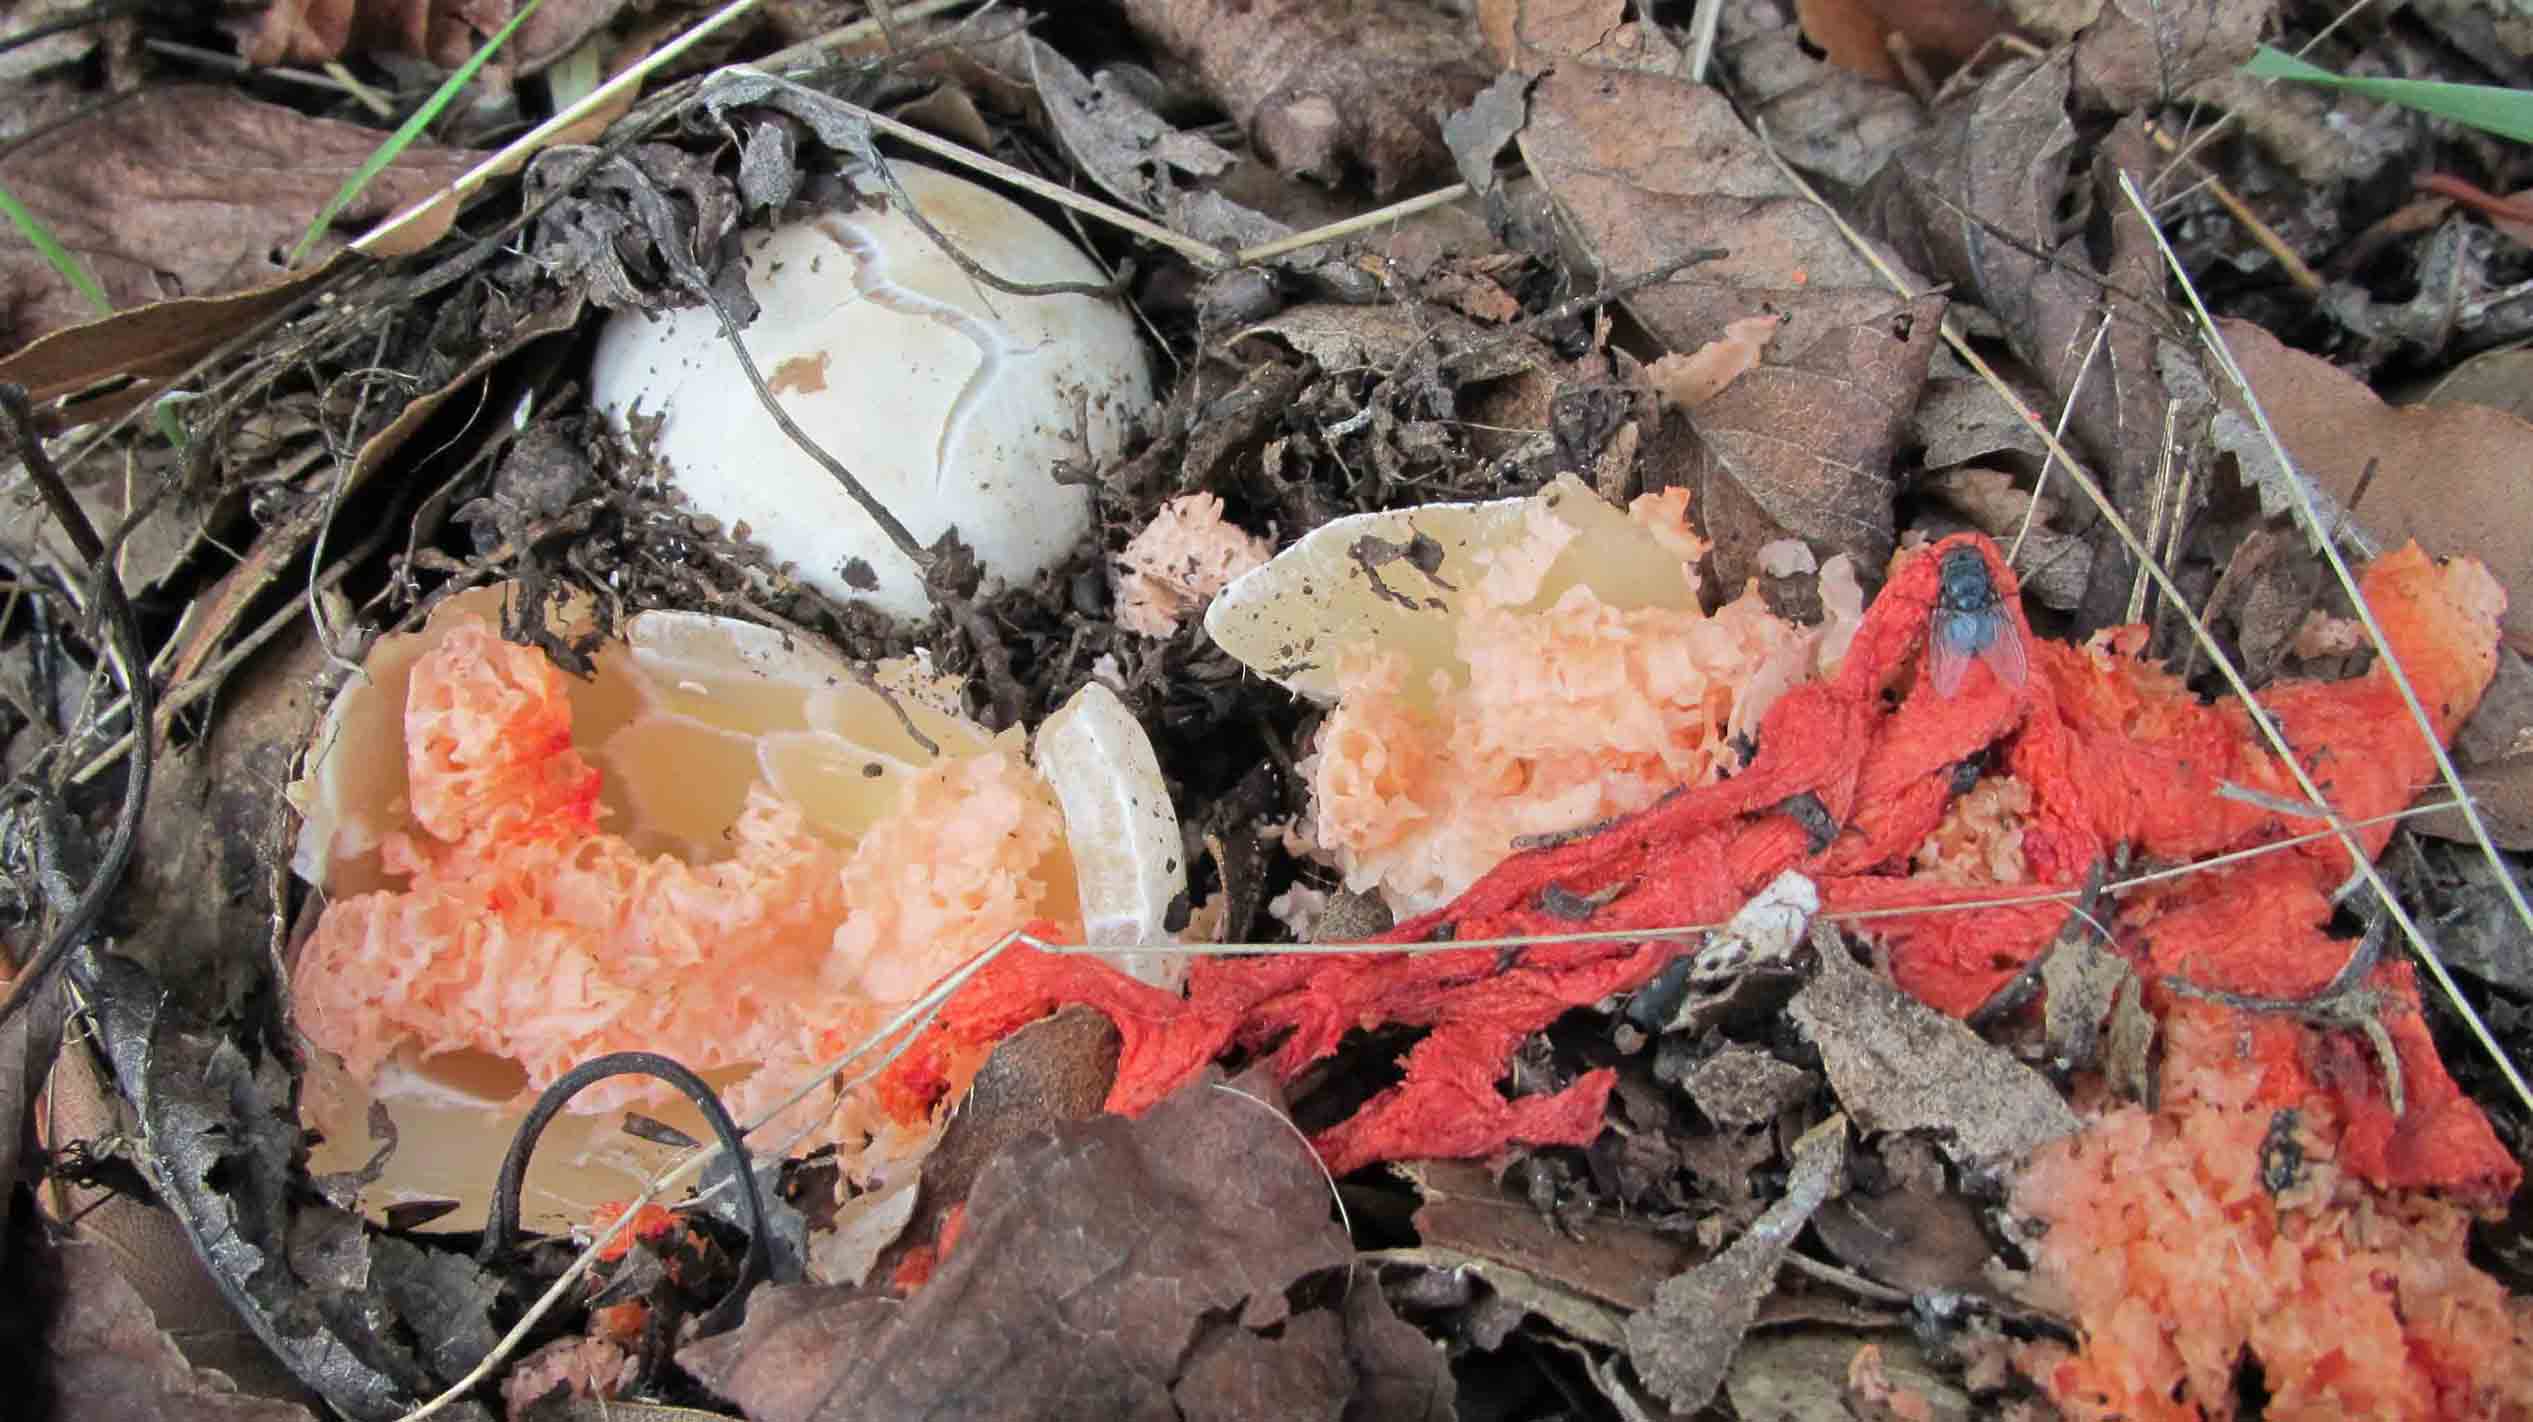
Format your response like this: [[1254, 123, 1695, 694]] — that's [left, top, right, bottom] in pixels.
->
[[480, 1051, 770, 1334], [0, 384, 153, 1031]]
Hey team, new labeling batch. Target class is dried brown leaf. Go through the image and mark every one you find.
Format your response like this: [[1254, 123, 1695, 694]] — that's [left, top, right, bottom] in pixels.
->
[[1478, 0, 1679, 75], [2066, 0, 2267, 113], [681, 1070, 1395, 1422], [0, 87, 475, 356], [1517, 62, 1941, 589], [1793, 0, 2017, 84], [1120, 0, 1491, 193]]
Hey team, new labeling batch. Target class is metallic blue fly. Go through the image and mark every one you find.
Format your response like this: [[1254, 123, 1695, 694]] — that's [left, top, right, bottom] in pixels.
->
[[1927, 545, 2028, 697]]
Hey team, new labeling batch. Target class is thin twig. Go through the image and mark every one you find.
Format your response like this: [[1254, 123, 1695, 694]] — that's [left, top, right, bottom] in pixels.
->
[[0, 385, 151, 1030], [1236, 184, 1473, 265]]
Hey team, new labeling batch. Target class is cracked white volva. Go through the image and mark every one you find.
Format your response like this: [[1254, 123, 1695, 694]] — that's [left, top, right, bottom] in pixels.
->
[[589, 161, 1156, 620], [809, 208, 1052, 495]]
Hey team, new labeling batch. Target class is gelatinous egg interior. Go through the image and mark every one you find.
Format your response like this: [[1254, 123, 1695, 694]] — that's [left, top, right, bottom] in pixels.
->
[[292, 588, 1183, 1231], [589, 162, 1157, 621]]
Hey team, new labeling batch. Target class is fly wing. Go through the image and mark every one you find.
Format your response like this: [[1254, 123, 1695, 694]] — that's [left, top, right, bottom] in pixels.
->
[[1980, 614, 2030, 690], [1928, 612, 1975, 697]]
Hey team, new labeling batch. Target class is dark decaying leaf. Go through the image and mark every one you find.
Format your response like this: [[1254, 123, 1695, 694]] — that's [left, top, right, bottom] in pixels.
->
[[0, 87, 476, 354], [1865, 74, 2206, 628], [889, 1007, 1119, 1263], [1404, 1160, 1701, 1313], [1516, 61, 1939, 588], [1788, 925, 2079, 1176], [36, 1235, 317, 1422], [682, 1069, 1448, 1422], [71, 951, 498, 1422], [1026, 38, 1237, 216], [1120, 0, 1492, 193], [1621, 1114, 1846, 1413]]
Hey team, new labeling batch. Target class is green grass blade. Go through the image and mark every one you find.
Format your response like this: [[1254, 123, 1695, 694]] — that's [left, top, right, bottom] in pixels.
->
[[2246, 45, 2533, 145], [0, 178, 111, 316], [289, 0, 548, 266]]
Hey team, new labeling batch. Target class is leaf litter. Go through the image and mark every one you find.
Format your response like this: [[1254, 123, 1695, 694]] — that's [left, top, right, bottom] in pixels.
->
[[0, 1, 2530, 1420]]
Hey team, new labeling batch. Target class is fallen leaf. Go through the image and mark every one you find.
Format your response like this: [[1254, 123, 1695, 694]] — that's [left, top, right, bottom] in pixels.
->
[[2219, 316, 2533, 656], [681, 1069, 1411, 1422], [0, 87, 476, 355], [0, 968, 64, 1275], [2408, 345, 2533, 422], [37, 1038, 306, 1399], [1664, 1043, 1816, 1128], [34, 1235, 317, 1422], [1120, 0, 1492, 193], [1868, 75, 2202, 626], [1623, 1114, 1846, 1413], [226, 0, 624, 74], [880, 1007, 1119, 1274], [1517, 60, 1942, 586], [1811, 1162, 1996, 1295], [1367, 1244, 1632, 1348]]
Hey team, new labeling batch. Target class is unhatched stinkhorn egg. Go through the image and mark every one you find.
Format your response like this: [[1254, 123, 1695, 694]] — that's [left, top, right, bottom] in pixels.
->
[[589, 162, 1156, 620], [290, 588, 1184, 1231]]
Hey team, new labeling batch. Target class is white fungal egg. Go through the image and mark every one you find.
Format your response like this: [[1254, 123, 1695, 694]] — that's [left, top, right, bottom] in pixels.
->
[[590, 162, 1155, 620]]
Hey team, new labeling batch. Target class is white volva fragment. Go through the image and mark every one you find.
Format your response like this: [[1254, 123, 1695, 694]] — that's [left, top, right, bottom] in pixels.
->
[[1033, 681, 1188, 989], [589, 163, 1156, 620]]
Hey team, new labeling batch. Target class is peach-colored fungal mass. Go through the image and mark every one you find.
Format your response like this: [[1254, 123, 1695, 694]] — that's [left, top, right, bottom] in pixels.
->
[[293, 614, 1080, 1158], [1303, 487, 1860, 912], [1114, 492, 1274, 637]]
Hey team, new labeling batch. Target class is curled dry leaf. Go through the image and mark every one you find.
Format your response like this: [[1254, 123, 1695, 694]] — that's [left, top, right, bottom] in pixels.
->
[[227, 0, 626, 74], [0, 86, 475, 355], [1515, 55, 1942, 588], [1120, 0, 1492, 192]]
